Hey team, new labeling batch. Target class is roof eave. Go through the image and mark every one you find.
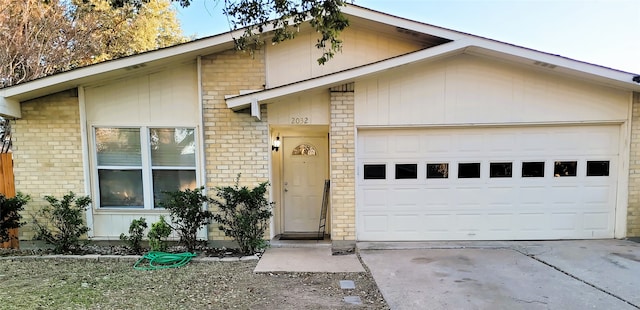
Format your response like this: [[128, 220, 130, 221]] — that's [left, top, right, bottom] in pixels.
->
[[0, 30, 243, 102], [226, 38, 640, 110], [464, 44, 640, 91], [225, 40, 471, 110], [0, 97, 21, 119]]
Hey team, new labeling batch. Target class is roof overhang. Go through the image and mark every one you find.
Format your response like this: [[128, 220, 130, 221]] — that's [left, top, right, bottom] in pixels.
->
[[0, 97, 20, 119], [225, 39, 470, 110], [0, 28, 246, 118], [0, 31, 239, 98], [226, 37, 640, 110], [464, 42, 640, 92], [2, 4, 640, 118]]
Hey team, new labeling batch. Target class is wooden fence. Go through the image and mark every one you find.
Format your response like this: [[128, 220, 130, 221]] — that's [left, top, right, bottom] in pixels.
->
[[0, 153, 18, 249]]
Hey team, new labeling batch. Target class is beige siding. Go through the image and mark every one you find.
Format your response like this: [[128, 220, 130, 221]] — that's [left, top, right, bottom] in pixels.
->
[[330, 86, 356, 242], [266, 26, 423, 88], [13, 90, 85, 240], [355, 54, 630, 126], [200, 49, 269, 240], [92, 213, 180, 239], [83, 63, 200, 239], [267, 91, 330, 125], [85, 63, 198, 125], [628, 92, 640, 237]]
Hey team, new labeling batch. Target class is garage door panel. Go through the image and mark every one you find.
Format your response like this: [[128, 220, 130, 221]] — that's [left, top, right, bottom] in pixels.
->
[[583, 185, 611, 204], [390, 215, 421, 232], [394, 135, 421, 153], [519, 186, 548, 204], [423, 134, 452, 153], [553, 132, 583, 152], [361, 135, 388, 154], [363, 215, 388, 232], [455, 186, 484, 206], [550, 213, 579, 231], [361, 188, 388, 208], [424, 214, 451, 231], [456, 214, 483, 232], [486, 187, 516, 204], [518, 213, 547, 231], [424, 188, 451, 204], [455, 134, 485, 152], [487, 134, 517, 153], [357, 125, 619, 241], [520, 133, 549, 152], [550, 186, 581, 204], [392, 188, 422, 206], [583, 212, 610, 230], [486, 214, 513, 231]]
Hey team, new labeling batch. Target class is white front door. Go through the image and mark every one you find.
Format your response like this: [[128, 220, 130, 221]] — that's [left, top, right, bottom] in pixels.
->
[[283, 136, 328, 232]]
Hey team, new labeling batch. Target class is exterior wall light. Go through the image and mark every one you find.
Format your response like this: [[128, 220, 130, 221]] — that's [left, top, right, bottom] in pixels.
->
[[272, 136, 281, 152]]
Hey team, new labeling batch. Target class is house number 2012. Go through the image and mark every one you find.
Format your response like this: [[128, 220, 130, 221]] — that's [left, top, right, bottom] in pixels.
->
[[291, 117, 309, 124]]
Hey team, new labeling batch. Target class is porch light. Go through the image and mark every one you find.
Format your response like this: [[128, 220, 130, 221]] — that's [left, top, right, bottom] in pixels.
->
[[272, 136, 281, 152]]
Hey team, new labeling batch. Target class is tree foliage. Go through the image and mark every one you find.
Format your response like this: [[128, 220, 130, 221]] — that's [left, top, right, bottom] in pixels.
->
[[0, 193, 30, 243], [116, 0, 350, 65], [0, 0, 186, 88]]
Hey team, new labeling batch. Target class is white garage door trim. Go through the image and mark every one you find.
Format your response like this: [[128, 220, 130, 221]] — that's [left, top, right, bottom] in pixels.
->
[[356, 125, 621, 241]]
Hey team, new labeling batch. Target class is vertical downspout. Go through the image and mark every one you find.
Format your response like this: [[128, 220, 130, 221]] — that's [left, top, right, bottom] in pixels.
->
[[197, 56, 208, 239], [78, 86, 93, 237]]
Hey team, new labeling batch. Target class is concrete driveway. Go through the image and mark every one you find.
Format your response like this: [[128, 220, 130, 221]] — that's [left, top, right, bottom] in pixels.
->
[[359, 240, 640, 310]]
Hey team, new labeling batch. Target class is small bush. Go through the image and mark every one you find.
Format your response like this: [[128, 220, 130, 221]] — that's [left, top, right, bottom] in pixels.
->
[[0, 192, 30, 243], [211, 176, 273, 255], [159, 187, 213, 252], [119, 217, 147, 254], [32, 192, 91, 253], [148, 215, 171, 252]]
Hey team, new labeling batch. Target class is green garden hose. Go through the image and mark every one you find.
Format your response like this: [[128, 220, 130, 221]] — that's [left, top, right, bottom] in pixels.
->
[[133, 251, 197, 270]]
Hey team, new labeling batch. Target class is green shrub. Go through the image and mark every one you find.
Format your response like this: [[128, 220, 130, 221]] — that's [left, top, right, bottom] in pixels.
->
[[32, 192, 91, 253], [211, 177, 273, 255], [147, 215, 171, 252], [0, 192, 30, 243], [159, 187, 213, 252], [119, 217, 147, 254]]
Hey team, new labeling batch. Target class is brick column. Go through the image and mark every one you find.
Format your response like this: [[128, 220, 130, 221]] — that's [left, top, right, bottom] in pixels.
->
[[628, 91, 640, 237], [200, 50, 269, 241], [330, 84, 356, 253]]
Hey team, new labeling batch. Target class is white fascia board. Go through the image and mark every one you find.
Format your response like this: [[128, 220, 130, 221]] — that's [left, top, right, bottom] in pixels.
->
[[225, 40, 470, 110], [0, 97, 21, 119], [342, 5, 467, 41], [344, 5, 640, 89], [1, 31, 242, 99], [465, 39, 640, 90]]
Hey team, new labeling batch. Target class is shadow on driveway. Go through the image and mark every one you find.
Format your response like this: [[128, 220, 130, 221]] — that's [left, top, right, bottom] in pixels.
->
[[359, 240, 640, 310]]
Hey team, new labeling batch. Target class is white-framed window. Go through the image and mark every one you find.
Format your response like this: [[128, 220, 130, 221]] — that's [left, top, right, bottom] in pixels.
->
[[94, 126, 197, 209]]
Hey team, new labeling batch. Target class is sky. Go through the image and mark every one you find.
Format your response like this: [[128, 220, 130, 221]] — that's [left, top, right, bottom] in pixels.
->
[[173, 0, 640, 74]]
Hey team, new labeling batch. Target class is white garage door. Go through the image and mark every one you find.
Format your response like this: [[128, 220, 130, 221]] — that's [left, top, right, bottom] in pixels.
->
[[356, 125, 620, 241]]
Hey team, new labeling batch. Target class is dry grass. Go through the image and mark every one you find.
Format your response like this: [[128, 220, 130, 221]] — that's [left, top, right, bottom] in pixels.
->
[[0, 258, 388, 309]]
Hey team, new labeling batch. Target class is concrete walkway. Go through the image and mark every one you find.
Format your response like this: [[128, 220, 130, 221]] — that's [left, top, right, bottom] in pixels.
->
[[359, 240, 640, 310], [254, 247, 365, 273]]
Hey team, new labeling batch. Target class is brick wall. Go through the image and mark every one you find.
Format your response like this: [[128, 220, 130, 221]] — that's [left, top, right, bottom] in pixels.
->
[[200, 50, 269, 240], [629, 91, 640, 237], [13, 90, 85, 240], [329, 84, 356, 244]]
